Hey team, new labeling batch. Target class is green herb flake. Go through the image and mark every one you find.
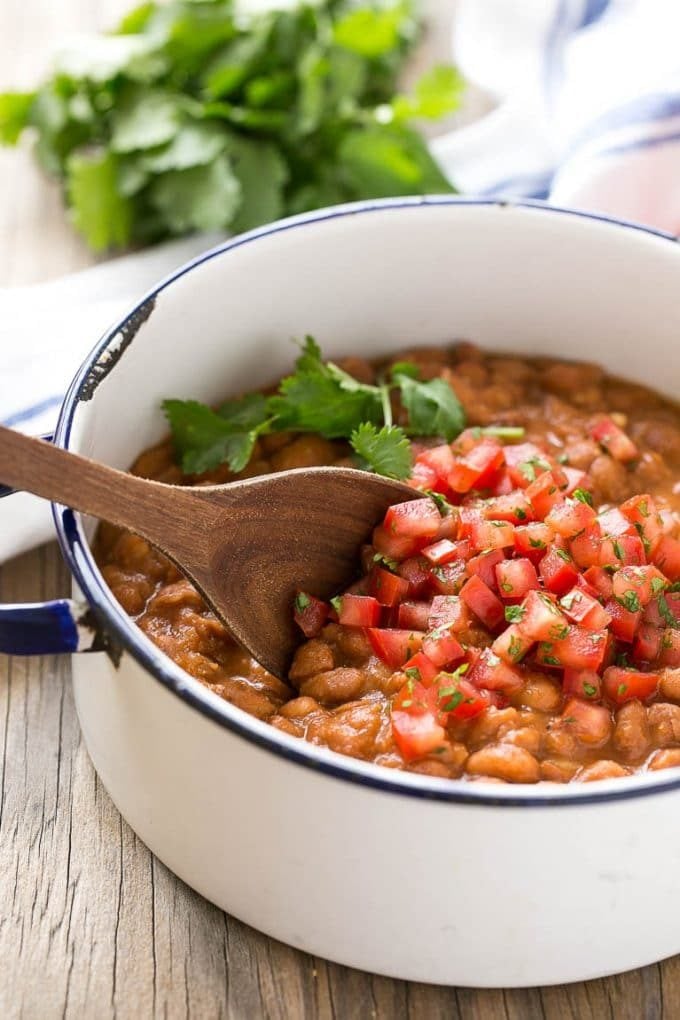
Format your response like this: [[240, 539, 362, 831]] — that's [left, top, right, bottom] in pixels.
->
[[330, 596, 343, 614], [613, 540, 624, 560], [583, 683, 597, 697], [555, 548, 572, 562], [651, 577, 667, 595], [294, 592, 311, 613], [404, 667, 421, 683], [505, 605, 526, 623], [617, 590, 642, 614], [573, 488, 594, 507], [617, 683, 628, 696]]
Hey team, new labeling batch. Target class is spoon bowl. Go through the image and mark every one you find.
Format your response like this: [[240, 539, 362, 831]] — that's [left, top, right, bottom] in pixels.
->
[[0, 424, 419, 676]]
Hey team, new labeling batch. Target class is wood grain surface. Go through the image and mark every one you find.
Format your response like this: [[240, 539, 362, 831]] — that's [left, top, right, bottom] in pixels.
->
[[0, 2, 675, 1018]]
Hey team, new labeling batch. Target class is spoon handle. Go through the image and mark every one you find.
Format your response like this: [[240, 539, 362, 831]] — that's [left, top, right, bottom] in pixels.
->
[[0, 424, 200, 550]]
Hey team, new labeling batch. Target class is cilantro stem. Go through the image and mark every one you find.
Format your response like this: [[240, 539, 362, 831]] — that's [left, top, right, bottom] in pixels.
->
[[380, 383, 393, 428]]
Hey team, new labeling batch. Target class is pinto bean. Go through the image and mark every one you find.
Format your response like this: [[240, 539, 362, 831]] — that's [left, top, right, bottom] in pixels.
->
[[501, 727, 542, 754], [278, 696, 321, 719], [513, 676, 562, 713], [467, 707, 521, 747], [577, 761, 630, 782], [647, 748, 680, 771], [647, 703, 680, 746], [466, 744, 540, 783], [613, 700, 650, 762], [289, 640, 335, 682], [299, 667, 368, 705], [540, 759, 581, 783]]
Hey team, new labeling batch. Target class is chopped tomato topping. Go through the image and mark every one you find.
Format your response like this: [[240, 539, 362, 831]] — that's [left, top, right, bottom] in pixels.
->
[[336, 594, 381, 628], [563, 668, 602, 701], [367, 565, 411, 607], [496, 558, 539, 600], [367, 628, 424, 668], [589, 416, 639, 462], [492, 623, 533, 664], [293, 592, 329, 638], [545, 498, 596, 538], [397, 601, 431, 631], [422, 625, 465, 669], [427, 595, 470, 632], [402, 651, 439, 686], [539, 546, 579, 595], [652, 536, 680, 581], [466, 648, 524, 694], [465, 548, 506, 590], [603, 666, 659, 705], [383, 498, 442, 540], [518, 590, 568, 642], [460, 575, 505, 630], [391, 710, 447, 761]]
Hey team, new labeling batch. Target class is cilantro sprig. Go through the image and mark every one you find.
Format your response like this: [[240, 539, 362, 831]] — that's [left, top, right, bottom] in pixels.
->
[[0, 0, 462, 252], [163, 337, 467, 480]]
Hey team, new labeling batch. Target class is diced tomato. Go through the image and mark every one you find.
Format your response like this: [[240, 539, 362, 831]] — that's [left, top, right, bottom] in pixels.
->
[[415, 444, 456, 487], [597, 507, 636, 538], [434, 674, 489, 720], [561, 467, 589, 495], [469, 518, 516, 552], [367, 628, 424, 668], [652, 536, 680, 581], [458, 506, 484, 540], [397, 601, 431, 631], [372, 524, 421, 562], [659, 509, 676, 535], [503, 443, 550, 488], [397, 556, 433, 597], [293, 592, 329, 638], [539, 547, 579, 595], [448, 438, 504, 494], [425, 595, 462, 631], [605, 599, 641, 643], [620, 494, 663, 552], [514, 522, 554, 562], [603, 666, 659, 705], [518, 589, 568, 642], [560, 587, 612, 631], [612, 564, 668, 608], [569, 524, 603, 569], [496, 558, 539, 599], [466, 648, 524, 694], [421, 538, 471, 566], [536, 626, 609, 672], [589, 416, 639, 462], [408, 460, 439, 492], [384, 499, 441, 540], [402, 651, 439, 686], [434, 508, 460, 540], [583, 565, 614, 598], [599, 533, 646, 569], [460, 575, 505, 629], [429, 560, 467, 596], [391, 710, 447, 761], [336, 594, 381, 628], [545, 498, 597, 538], [422, 625, 465, 668], [560, 699, 612, 746], [576, 573, 600, 599], [489, 469, 514, 497], [367, 565, 411, 607], [659, 630, 680, 667], [492, 624, 533, 664], [632, 623, 663, 664], [563, 668, 602, 701], [465, 548, 506, 590], [482, 492, 534, 524], [526, 470, 564, 519]]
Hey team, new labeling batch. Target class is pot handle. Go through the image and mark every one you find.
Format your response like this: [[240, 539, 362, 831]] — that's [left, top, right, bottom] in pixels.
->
[[0, 434, 98, 655]]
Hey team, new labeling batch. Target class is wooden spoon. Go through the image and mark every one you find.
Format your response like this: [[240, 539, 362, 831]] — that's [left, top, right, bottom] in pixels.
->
[[0, 425, 421, 678]]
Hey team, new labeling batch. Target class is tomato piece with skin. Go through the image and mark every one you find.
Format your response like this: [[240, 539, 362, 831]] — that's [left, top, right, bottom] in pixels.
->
[[434, 674, 489, 720], [583, 565, 614, 598], [563, 668, 602, 701], [367, 565, 411, 607], [589, 416, 639, 462], [293, 592, 329, 637], [415, 445, 456, 487], [526, 470, 565, 518], [612, 564, 668, 608], [605, 599, 641, 643], [492, 624, 533, 665], [336, 594, 381, 627], [482, 492, 534, 524], [545, 499, 597, 538], [408, 461, 439, 492], [402, 651, 439, 686], [652, 536, 680, 581], [518, 589, 568, 642], [466, 548, 506, 590], [503, 443, 550, 488], [466, 648, 524, 694], [514, 522, 554, 562], [429, 560, 467, 596], [599, 534, 646, 569], [496, 558, 539, 600], [632, 623, 663, 664], [421, 538, 471, 566], [469, 518, 516, 552], [367, 628, 424, 668], [427, 595, 470, 632], [539, 546, 579, 595], [559, 587, 612, 631], [391, 710, 447, 762], [372, 524, 422, 562], [603, 667, 659, 705], [448, 438, 504, 494], [536, 626, 609, 672], [397, 601, 431, 631], [422, 625, 465, 668], [384, 498, 442, 540], [659, 630, 680, 667], [460, 575, 505, 629], [597, 507, 636, 538], [620, 494, 664, 552], [396, 556, 433, 598], [569, 525, 603, 569]]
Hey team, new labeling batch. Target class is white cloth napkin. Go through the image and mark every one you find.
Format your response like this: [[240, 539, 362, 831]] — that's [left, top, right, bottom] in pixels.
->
[[2, 0, 679, 563]]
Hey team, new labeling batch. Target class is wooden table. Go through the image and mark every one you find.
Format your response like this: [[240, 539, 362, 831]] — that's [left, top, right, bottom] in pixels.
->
[[0, 2, 676, 1017]]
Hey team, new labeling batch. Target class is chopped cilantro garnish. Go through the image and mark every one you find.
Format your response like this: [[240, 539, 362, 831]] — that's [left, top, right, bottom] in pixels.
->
[[294, 593, 311, 613], [529, 537, 546, 549], [404, 667, 421, 683], [658, 594, 680, 630], [500, 582, 514, 593], [555, 548, 572, 562], [515, 508, 527, 520], [583, 683, 597, 697], [612, 540, 624, 560], [330, 596, 343, 614], [617, 683, 628, 696], [478, 426, 526, 439], [426, 490, 454, 516], [508, 635, 526, 662], [617, 590, 641, 614], [573, 488, 594, 507], [505, 605, 526, 623], [651, 576, 667, 595]]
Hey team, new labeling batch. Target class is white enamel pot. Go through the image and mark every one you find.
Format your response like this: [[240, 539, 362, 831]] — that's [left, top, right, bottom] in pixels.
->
[[3, 198, 680, 987]]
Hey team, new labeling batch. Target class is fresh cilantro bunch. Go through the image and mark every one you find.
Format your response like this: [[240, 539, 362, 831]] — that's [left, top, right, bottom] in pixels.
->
[[0, 0, 463, 252], [163, 336, 466, 479]]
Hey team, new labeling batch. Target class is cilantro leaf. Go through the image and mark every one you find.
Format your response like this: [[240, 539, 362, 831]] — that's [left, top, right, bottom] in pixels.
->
[[163, 398, 268, 475], [0, 92, 35, 145], [225, 136, 288, 233], [269, 369, 382, 438], [392, 370, 465, 440], [338, 123, 455, 199], [140, 121, 227, 173], [67, 150, 133, 251], [111, 89, 182, 153], [149, 154, 241, 233], [350, 423, 412, 480], [333, 6, 410, 58], [392, 65, 465, 122]]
